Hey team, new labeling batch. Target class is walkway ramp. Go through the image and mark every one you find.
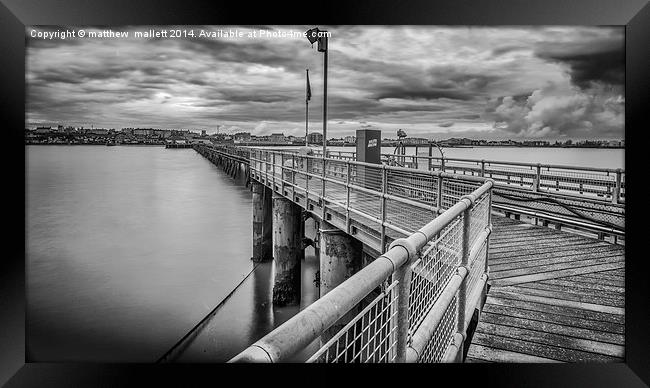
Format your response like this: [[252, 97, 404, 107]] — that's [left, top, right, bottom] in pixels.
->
[[466, 216, 625, 363]]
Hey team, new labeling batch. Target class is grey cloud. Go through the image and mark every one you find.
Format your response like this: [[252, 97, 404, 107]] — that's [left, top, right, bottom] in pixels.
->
[[535, 33, 624, 89]]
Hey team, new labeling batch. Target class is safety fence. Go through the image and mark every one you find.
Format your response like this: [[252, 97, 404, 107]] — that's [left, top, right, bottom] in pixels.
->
[[246, 148, 490, 252], [310, 149, 624, 239], [312, 149, 624, 204], [228, 147, 493, 363]]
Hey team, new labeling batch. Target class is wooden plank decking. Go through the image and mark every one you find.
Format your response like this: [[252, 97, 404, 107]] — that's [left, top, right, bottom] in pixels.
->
[[466, 216, 625, 363]]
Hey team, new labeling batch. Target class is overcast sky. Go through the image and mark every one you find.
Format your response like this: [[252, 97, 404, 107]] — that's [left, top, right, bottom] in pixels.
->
[[26, 25, 624, 140]]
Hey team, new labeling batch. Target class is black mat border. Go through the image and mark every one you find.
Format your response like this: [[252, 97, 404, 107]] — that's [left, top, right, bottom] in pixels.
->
[[1, 0, 648, 386]]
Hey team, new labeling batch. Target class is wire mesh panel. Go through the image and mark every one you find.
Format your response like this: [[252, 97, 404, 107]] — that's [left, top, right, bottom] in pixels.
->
[[468, 192, 490, 247], [407, 218, 463, 336], [619, 172, 625, 201], [386, 169, 438, 206], [465, 240, 487, 320], [443, 160, 483, 177], [441, 178, 481, 209], [307, 281, 399, 363], [492, 188, 624, 230], [325, 159, 349, 183], [539, 166, 617, 200], [417, 295, 458, 363], [385, 198, 435, 233], [484, 162, 537, 189]]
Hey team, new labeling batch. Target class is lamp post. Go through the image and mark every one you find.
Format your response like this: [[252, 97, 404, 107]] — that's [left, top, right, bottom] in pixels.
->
[[306, 27, 328, 158]]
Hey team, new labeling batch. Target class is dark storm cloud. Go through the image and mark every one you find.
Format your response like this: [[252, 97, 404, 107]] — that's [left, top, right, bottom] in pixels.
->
[[535, 34, 624, 89]]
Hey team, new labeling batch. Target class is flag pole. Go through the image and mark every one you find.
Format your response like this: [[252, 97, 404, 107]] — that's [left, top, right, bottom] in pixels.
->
[[306, 69, 309, 147], [322, 40, 328, 158]]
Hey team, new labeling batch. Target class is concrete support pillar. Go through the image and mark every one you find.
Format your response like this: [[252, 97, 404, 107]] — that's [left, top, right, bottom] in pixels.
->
[[252, 182, 272, 262], [319, 224, 363, 296], [319, 221, 363, 348], [272, 193, 303, 306]]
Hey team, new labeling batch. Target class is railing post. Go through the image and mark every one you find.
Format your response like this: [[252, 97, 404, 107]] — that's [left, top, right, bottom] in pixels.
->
[[480, 160, 485, 177], [292, 155, 296, 197], [533, 164, 541, 192], [428, 144, 433, 171], [280, 153, 285, 194], [456, 203, 472, 362], [305, 156, 310, 206], [437, 174, 444, 211], [613, 168, 622, 204], [392, 257, 413, 363], [346, 161, 351, 233], [272, 152, 276, 190], [321, 156, 327, 221], [380, 165, 388, 253]]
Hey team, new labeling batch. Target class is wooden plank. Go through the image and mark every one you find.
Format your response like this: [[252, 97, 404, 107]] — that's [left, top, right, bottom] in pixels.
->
[[489, 236, 588, 254], [486, 294, 624, 324], [480, 311, 624, 345], [489, 229, 585, 243], [476, 322, 624, 358], [489, 229, 568, 243], [579, 272, 626, 282], [466, 344, 561, 363], [464, 357, 493, 363], [602, 268, 625, 276], [471, 332, 620, 363], [541, 278, 625, 294], [557, 273, 625, 288], [483, 302, 624, 334], [489, 255, 624, 280], [490, 249, 623, 272], [513, 282, 624, 305], [489, 239, 611, 258], [488, 288, 624, 315], [503, 284, 623, 308], [489, 244, 621, 264], [489, 240, 601, 257]]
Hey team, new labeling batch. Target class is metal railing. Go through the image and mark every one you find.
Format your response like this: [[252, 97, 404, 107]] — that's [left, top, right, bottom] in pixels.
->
[[229, 148, 493, 362], [309, 149, 624, 238], [311, 149, 624, 204], [246, 148, 491, 252]]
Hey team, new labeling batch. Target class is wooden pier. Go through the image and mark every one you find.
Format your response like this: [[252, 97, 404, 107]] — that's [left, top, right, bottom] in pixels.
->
[[466, 216, 625, 362]]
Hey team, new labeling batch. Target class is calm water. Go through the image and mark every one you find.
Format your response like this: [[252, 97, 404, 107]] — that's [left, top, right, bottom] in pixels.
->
[[26, 144, 623, 362], [26, 145, 319, 362]]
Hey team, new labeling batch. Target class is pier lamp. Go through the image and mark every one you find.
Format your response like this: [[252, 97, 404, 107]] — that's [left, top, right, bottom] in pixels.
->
[[306, 27, 329, 158]]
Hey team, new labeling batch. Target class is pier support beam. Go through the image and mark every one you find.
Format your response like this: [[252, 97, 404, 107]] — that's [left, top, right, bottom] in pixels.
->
[[319, 221, 363, 346], [252, 182, 272, 262], [272, 193, 303, 306]]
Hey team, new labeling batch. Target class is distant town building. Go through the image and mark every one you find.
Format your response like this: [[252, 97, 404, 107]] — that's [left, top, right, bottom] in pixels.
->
[[233, 132, 251, 142], [270, 133, 285, 143], [344, 135, 356, 144], [87, 128, 109, 136], [307, 132, 323, 144]]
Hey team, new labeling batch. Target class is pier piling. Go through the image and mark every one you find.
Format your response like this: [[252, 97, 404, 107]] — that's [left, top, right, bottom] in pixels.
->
[[252, 182, 273, 262], [318, 221, 363, 345], [272, 193, 303, 306]]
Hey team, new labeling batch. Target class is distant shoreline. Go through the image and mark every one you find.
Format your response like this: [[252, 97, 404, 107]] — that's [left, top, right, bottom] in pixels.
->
[[25, 142, 625, 149]]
